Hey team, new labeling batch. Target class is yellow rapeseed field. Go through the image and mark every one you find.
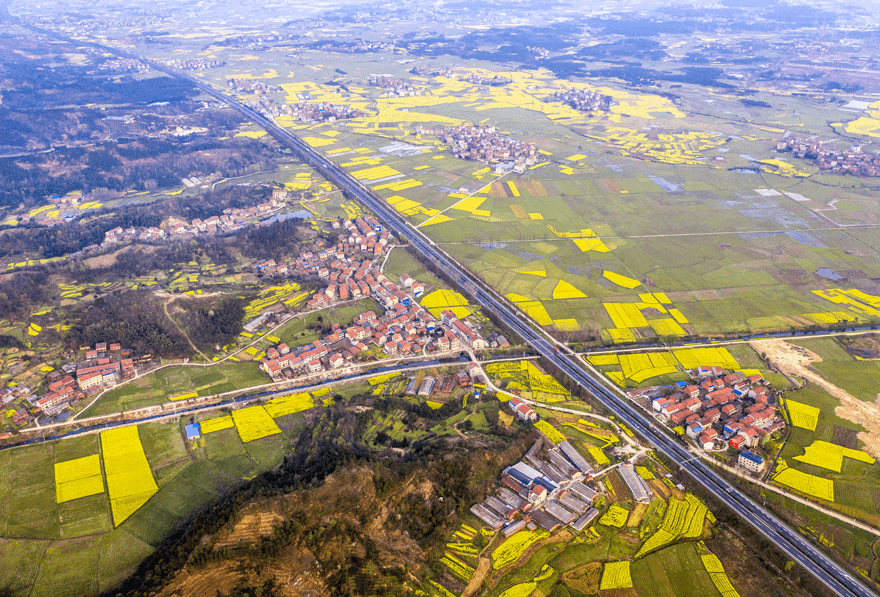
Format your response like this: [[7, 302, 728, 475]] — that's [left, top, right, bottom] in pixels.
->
[[603, 271, 641, 289], [636, 494, 709, 557], [101, 426, 159, 525], [440, 553, 474, 579], [552, 280, 588, 300], [491, 529, 548, 569], [600, 561, 633, 590], [421, 289, 472, 319], [200, 416, 235, 434], [672, 347, 739, 370], [588, 445, 610, 466], [793, 440, 874, 472], [702, 554, 741, 597], [55, 454, 104, 503], [232, 405, 282, 442], [234, 130, 268, 139], [784, 398, 820, 431], [264, 392, 314, 418], [774, 465, 834, 502], [534, 420, 566, 444], [619, 352, 678, 383], [518, 269, 546, 277], [843, 117, 880, 138], [604, 303, 649, 329], [649, 318, 686, 337], [498, 582, 537, 597], [588, 354, 619, 366], [599, 504, 629, 527]]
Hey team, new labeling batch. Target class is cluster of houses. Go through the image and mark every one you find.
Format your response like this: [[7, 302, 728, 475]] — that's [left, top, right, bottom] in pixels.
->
[[464, 73, 511, 87], [305, 255, 411, 308], [634, 367, 783, 452], [409, 66, 453, 78], [260, 300, 484, 380], [470, 436, 603, 535], [166, 59, 225, 70], [2, 342, 147, 428], [312, 40, 392, 53], [414, 125, 538, 168], [103, 191, 291, 246], [776, 136, 880, 177], [227, 78, 277, 95], [256, 216, 489, 378], [99, 58, 148, 72], [551, 87, 613, 114], [285, 215, 392, 301], [366, 75, 423, 97], [251, 97, 365, 124], [223, 33, 298, 47], [0, 385, 34, 427]]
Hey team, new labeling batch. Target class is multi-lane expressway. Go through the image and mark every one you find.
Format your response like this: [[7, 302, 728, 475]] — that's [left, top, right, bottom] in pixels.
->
[[105, 65, 879, 597]]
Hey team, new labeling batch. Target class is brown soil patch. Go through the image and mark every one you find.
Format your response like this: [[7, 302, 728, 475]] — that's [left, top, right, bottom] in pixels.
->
[[603, 589, 639, 597], [159, 563, 243, 597], [562, 561, 601, 594], [751, 339, 880, 459], [509, 204, 528, 218], [606, 470, 631, 501], [489, 182, 507, 198], [600, 179, 622, 194], [82, 244, 159, 270], [647, 478, 671, 500], [159, 547, 323, 597], [214, 507, 284, 550], [626, 502, 648, 528], [831, 425, 860, 449], [530, 181, 548, 197]]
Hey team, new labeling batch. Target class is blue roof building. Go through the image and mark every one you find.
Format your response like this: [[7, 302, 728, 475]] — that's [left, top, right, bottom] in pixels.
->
[[185, 423, 201, 440]]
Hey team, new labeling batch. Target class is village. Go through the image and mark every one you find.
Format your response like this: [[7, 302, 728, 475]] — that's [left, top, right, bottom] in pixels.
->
[[0, 341, 153, 433], [250, 97, 365, 123], [310, 40, 392, 53], [627, 366, 784, 474], [409, 66, 453, 78], [551, 87, 614, 114], [366, 75, 423, 97], [102, 188, 294, 246], [776, 136, 880, 177], [415, 124, 538, 170], [227, 78, 277, 95], [464, 73, 511, 87], [259, 214, 488, 380], [165, 58, 225, 70]]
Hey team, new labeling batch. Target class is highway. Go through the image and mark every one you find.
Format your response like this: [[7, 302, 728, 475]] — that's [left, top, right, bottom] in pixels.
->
[[167, 77, 880, 597]]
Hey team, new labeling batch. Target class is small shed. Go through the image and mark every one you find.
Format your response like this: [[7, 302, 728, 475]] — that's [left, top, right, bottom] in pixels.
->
[[184, 423, 201, 440]]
